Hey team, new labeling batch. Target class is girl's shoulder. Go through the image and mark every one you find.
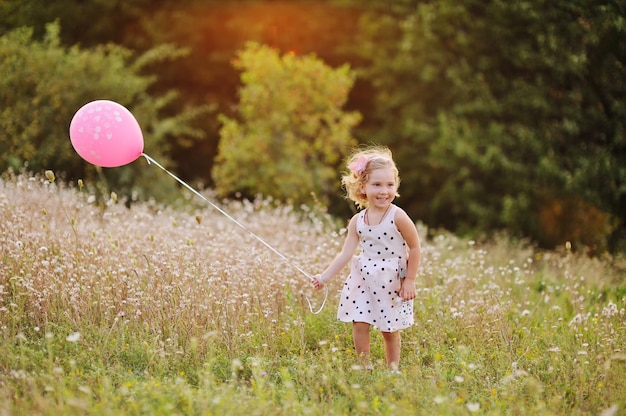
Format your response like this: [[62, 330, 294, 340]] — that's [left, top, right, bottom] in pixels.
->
[[348, 212, 361, 226], [351, 209, 366, 221], [348, 210, 366, 231], [391, 204, 404, 218], [392, 205, 414, 225]]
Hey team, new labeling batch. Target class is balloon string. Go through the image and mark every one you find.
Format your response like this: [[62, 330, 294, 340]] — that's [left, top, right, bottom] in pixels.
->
[[141, 153, 327, 314]]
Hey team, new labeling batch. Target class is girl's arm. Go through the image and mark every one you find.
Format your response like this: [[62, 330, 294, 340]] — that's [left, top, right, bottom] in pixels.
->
[[312, 215, 360, 289], [395, 208, 421, 300]]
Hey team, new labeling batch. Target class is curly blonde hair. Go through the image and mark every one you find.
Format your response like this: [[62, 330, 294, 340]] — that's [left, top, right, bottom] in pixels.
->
[[341, 146, 400, 209]]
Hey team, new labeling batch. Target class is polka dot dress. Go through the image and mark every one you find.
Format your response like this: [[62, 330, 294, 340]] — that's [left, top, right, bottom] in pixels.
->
[[337, 204, 414, 332]]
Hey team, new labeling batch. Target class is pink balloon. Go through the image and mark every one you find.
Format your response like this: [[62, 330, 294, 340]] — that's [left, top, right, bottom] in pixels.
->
[[69, 100, 144, 167]]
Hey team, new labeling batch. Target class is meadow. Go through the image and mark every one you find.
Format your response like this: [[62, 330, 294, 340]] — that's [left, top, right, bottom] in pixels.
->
[[0, 171, 624, 415]]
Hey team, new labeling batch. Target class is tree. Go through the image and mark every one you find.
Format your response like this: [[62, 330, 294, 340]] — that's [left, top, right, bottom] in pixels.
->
[[0, 22, 209, 201], [358, 0, 626, 251], [0, 0, 179, 46], [118, 0, 367, 185], [212, 42, 361, 207]]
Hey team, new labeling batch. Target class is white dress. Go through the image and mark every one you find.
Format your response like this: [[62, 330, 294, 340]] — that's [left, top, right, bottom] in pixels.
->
[[337, 204, 414, 332]]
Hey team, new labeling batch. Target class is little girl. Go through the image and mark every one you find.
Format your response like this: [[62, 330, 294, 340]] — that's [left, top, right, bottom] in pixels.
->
[[312, 146, 421, 371]]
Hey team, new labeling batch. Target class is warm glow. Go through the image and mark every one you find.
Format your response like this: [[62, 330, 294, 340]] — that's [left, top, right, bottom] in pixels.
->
[[189, 1, 361, 57]]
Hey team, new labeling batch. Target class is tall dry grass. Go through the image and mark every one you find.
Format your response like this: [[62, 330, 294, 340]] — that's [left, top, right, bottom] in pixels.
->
[[1, 171, 624, 415]]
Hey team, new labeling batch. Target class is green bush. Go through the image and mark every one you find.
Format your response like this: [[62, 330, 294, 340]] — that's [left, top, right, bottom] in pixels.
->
[[0, 21, 209, 202], [212, 42, 361, 207]]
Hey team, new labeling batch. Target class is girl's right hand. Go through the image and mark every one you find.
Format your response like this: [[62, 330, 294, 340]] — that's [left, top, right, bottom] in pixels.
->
[[312, 275, 325, 290]]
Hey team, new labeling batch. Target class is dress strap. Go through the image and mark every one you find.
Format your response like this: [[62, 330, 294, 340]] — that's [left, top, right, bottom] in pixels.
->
[[384, 204, 398, 224]]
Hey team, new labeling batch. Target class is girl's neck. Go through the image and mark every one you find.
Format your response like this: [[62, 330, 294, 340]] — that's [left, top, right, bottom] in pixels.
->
[[365, 204, 392, 226]]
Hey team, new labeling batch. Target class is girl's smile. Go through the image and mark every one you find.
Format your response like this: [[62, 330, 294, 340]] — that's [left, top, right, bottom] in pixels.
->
[[362, 167, 397, 210]]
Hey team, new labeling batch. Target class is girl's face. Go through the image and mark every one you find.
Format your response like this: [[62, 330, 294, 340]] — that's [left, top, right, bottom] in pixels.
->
[[361, 167, 397, 208]]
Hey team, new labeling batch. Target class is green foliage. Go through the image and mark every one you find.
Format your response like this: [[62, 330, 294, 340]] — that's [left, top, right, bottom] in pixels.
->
[[358, 0, 626, 251], [0, 21, 210, 202], [212, 42, 361, 206], [95, 0, 364, 185], [0, 0, 180, 46]]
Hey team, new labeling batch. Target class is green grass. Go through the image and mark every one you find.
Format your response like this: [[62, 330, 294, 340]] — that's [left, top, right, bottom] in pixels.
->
[[1, 171, 624, 415]]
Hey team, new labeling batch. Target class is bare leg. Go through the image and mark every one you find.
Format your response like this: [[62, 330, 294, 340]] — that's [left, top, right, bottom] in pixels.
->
[[352, 322, 371, 367], [382, 331, 401, 369]]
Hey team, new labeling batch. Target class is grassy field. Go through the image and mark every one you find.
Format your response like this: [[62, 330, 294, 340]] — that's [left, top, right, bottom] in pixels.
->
[[1, 171, 625, 415]]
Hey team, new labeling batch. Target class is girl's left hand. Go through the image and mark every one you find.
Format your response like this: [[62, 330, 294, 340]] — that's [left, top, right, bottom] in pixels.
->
[[399, 279, 416, 301]]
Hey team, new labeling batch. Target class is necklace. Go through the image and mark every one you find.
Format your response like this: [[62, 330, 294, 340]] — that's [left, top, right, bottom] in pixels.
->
[[365, 204, 391, 226]]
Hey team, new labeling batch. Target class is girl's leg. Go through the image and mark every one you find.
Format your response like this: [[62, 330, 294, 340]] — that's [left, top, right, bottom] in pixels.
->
[[381, 331, 401, 369], [352, 322, 371, 366]]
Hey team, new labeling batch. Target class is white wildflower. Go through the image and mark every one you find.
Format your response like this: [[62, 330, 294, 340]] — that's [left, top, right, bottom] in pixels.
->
[[66, 332, 81, 342], [599, 405, 619, 416], [602, 302, 618, 318]]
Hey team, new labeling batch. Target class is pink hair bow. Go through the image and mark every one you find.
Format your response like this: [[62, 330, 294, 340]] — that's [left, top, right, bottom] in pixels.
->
[[349, 155, 369, 175]]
